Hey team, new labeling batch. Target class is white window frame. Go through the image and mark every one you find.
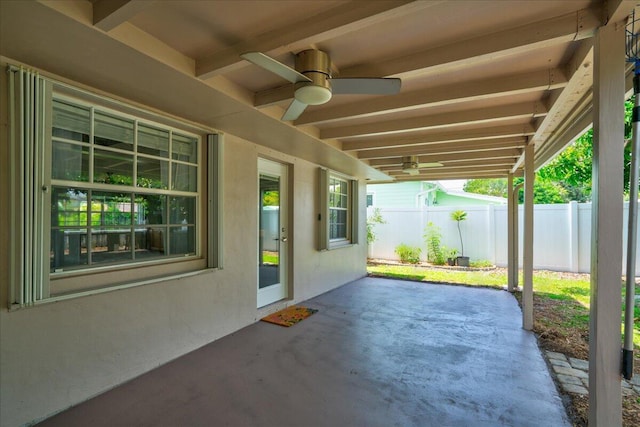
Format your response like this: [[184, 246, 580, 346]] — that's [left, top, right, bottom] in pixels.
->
[[318, 168, 359, 250], [8, 66, 222, 308]]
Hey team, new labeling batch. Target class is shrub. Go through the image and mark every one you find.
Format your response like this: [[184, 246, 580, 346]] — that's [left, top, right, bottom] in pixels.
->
[[470, 259, 494, 268], [366, 208, 386, 244], [395, 244, 422, 264], [423, 222, 446, 265]]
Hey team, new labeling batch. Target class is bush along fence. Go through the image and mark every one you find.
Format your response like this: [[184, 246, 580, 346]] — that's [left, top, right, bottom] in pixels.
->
[[367, 201, 640, 275]]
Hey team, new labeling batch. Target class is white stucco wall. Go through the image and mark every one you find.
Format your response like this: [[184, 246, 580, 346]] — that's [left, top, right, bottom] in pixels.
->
[[0, 71, 367, 427]]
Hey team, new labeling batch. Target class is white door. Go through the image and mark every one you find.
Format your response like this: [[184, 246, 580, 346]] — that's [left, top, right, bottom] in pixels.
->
[[257, 159, 288, 307]]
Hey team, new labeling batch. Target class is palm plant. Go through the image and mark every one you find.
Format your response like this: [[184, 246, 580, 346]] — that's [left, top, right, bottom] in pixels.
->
[[450, 210, 468, 256]]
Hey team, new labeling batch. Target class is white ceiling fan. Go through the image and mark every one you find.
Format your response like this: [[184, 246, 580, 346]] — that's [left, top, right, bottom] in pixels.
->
[[241, 49, 401, 121], [401, 156, 444, 176]]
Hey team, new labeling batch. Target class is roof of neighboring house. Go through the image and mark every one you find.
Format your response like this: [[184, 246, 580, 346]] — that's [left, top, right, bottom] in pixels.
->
[[433, 181, 507, 204]]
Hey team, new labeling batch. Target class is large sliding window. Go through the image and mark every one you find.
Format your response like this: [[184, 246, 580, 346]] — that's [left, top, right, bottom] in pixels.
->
[[50, 98, 199, 273], [8, 66, 220, 307]]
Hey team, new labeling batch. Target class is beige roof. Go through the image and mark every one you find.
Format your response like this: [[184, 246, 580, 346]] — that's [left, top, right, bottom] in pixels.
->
[[0, 0, 634, 181]]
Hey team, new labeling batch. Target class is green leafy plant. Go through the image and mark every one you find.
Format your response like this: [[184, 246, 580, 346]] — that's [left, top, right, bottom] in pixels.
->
[[423, 222, 445, 265], [450, 210, 468, 256], [445, 247, 458, 259], [469, 259, 493, 268], [366, 208, 386, 244], [394, 243, 422, 264]]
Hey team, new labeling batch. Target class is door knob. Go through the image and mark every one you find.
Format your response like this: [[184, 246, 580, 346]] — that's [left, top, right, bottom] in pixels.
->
[[281, 237, 288, 242]]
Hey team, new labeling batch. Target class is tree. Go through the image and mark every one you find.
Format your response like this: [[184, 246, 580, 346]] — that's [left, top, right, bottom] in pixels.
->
[[464, 99, 635, 203], [450, 210, 467, 256], [262, 191, 279, 206]]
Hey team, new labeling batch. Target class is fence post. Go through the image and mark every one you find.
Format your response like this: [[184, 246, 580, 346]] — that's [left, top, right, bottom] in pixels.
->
[[569, 201, 579, 272], [487, 204, 496, 265]]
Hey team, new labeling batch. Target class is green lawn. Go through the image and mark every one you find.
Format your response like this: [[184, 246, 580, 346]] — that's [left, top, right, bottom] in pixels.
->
[[367, 263, 640, 347], [262, 252, 279, 264]]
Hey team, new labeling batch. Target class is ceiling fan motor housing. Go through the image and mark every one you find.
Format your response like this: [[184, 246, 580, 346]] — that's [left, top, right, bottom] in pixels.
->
[[294, 49, 332, 105], [401, 155, 420, 174]]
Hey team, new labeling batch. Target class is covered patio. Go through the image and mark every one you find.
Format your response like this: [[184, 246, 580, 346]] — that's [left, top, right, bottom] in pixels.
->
[[39, 277, 569, 427], [0, 1, 635, 426]]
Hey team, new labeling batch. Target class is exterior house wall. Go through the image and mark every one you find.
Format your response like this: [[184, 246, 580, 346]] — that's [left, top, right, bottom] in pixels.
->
[[367, 181, 425, 208], [0, 64, 367, 427], [368, 182, 506, 208]]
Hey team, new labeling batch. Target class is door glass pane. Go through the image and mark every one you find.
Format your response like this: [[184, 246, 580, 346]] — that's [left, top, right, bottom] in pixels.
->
[[259, 174, 280, 289]]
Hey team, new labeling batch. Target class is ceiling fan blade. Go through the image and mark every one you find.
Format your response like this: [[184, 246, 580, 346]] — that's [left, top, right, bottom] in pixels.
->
[[240, 52, 311, 84], [418, 162, 444, 168], [282, 99, 308, 121], [331, 78, 401, 95]]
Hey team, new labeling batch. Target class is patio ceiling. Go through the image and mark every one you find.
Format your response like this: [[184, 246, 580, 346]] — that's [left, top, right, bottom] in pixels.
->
[[1, 0, 635, 181]]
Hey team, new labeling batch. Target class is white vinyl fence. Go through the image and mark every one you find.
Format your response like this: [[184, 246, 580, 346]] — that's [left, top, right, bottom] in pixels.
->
[[367, 201, 640, 275]]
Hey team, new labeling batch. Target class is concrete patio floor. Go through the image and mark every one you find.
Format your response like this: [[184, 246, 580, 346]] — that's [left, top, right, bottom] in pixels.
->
[[38, 277, 570, 427]]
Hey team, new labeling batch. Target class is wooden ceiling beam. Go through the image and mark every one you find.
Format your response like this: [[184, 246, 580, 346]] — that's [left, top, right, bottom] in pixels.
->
[[195, 1, 430, 79], [357, 138, 526, 159], [321, 101, 547, 139], [605, 0, 636, 25], [379, 159, 516, 172], [93, 0, 155, 32], [387, 165, 511, 176], [513, 38, 594, 173], [363, 147, 523, 162], [345, 123, 534, 152], [295, 68, 566, 125], [369, 155, 520, 167], [339, 6, 601, 79], [390, 171, 515, 182]]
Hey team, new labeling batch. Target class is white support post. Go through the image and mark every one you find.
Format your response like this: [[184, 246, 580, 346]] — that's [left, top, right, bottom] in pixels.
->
[[522, 143, 534, 330], [507, 173, 516, 291], [589, 22, 625, 427]]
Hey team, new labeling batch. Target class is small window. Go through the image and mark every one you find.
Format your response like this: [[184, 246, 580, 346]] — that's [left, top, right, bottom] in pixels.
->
[[366, 193, 374, 207], [318, 169, 358, 250]]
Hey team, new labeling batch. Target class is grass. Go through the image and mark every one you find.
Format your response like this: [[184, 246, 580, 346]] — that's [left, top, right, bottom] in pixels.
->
[[262, 251, 279, 264], [367, 263, 640, 346]]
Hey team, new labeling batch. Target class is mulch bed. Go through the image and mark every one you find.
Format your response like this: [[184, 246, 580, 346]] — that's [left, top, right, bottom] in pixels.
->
[[515, 288, 640, 427]]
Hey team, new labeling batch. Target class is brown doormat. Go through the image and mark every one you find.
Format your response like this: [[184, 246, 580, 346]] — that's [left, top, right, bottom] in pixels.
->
[[261, 305, 318, 327]]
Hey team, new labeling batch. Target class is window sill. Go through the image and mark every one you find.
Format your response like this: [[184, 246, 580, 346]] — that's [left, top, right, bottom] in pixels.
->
[[328, 240, 355, 250], [10, 267, 220, 311]]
